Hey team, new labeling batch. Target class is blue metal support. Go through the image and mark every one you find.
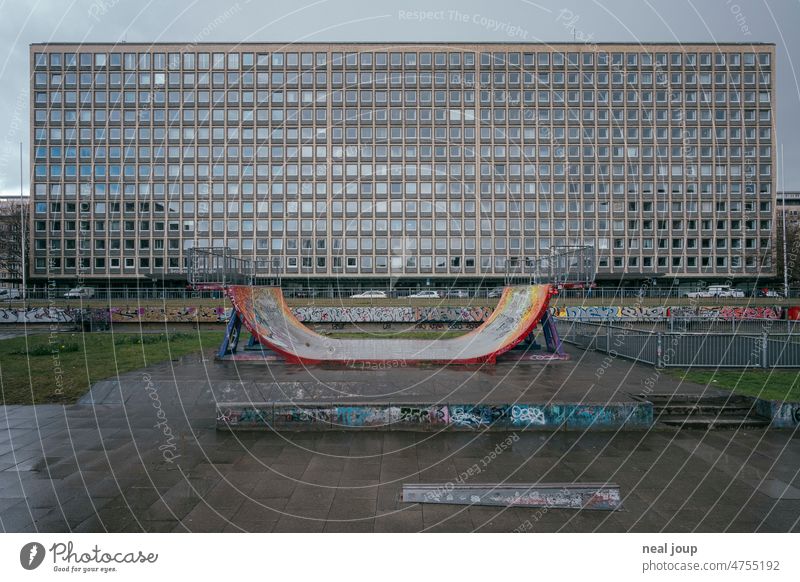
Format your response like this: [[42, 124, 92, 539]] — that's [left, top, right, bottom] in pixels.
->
[[218, 309, 243, 357], [541, 311, 565, 356]]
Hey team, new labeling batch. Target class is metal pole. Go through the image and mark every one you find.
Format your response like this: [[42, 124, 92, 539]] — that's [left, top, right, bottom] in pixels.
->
[[656, 332, 663, 368], [19, 142, 27, 306]]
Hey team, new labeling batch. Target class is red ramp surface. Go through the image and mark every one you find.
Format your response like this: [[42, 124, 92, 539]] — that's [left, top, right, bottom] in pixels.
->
[[227, 285, 552, 365]]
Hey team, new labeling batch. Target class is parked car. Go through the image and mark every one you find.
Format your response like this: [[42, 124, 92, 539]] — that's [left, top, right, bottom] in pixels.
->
[[64, 286, 95, 299], [350, 290, 387, 299], [487, 287, 505, 298], [0, 288, 22, 300], [445, 289, 470, 298], [407, 290, 440, 299], [684, 285, 744, 299]]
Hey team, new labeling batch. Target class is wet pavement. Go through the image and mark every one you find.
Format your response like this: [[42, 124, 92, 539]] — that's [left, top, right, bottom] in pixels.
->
[[1, 345, 798, 532]]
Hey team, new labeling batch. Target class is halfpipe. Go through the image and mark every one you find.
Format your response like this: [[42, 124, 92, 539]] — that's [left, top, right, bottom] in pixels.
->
[[226, 285, 553, 365]]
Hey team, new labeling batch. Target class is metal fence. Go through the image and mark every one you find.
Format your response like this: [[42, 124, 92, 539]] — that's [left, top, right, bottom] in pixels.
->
[[558, 320, 800, 368], [6, 284, 799, 303], [568, 318, 800, 335], [11, 285, 502, 302]]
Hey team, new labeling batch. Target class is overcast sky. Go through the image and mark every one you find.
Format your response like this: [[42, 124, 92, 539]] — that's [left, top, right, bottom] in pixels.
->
[[1, 0, 798, 198]]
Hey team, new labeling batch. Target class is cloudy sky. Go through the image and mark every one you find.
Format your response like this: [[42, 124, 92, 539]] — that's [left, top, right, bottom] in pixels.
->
[[1, 0, 798, 198]]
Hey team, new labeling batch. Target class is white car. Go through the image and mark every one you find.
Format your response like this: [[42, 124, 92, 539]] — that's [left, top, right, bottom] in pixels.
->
[[685, 285, 744, 299], [407, 290, 440, 299], [350, 290, 387, 299], [64, 286, 95, 299], [0, 288, 22, 300]]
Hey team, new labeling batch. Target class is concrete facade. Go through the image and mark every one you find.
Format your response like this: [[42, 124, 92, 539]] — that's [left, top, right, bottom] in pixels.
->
[[29, 42, 776, 285]]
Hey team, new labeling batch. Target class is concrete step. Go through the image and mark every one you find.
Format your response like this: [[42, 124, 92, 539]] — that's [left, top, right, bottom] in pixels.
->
[[639, 393, 770, 430], [658, 415, 770, 429], [653, 404, 758, 417], [643, 394, 754, 406]]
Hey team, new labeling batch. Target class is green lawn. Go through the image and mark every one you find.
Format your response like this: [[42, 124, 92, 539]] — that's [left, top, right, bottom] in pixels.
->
[[0, 331, 222, 405], [672, 369, 800, 402]]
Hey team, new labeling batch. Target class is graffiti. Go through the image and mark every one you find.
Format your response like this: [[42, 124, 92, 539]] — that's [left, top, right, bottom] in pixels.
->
[[217, 401, 653, 431], [619, 306, 669, 319], [0, 307, 75, 323], [669, 306, 783, 320], [398, 405, 450, 425], [413, 322, 481, 331], [449, 405, 508, 428], [446, 407, 482, 428], [334, 406, 395, 427], [405, 482, 622, 510], [555, 306, 667, 320], [755, 399, 800, 428], [717, 306, 783, 320], [276, 407, 332, 424], [110, 306, 227, 323], [238, 407, 270, 425], [216, 408, 239, 424], [292, 306, 493, 324], [510, 405, 545, 426], [555, 305, 786, 321]]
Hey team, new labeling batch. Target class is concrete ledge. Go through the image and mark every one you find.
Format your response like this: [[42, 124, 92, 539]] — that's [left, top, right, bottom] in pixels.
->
[[216, 401, 653, 431]]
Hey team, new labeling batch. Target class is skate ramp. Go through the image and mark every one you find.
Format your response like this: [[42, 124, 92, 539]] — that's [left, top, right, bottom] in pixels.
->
[[227, 285, 552, 364]]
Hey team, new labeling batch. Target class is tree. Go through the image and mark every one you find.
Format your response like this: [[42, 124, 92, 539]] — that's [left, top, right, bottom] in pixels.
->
[[0, 197, 28, 288], [775, 215, 800, 287]]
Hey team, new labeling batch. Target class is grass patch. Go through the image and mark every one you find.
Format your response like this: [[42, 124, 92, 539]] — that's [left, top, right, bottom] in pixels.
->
[[10, 342, 81, 356], [112, 332, 192, 345], [671, 369, 800, 402], [0, 331, 222, 405]]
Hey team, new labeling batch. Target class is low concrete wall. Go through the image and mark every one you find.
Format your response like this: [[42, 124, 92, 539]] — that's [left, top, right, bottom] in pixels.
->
[[216, 401, 653, 431]]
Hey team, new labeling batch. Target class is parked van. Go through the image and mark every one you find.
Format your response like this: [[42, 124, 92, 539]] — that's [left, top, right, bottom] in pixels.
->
[[0, 288, 22, 300], [684, 285, 744, 299], [64, 286, 95, 299]]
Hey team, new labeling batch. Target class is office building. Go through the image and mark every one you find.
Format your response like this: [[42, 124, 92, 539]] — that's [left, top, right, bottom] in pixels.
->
[[29, 42, 776, 287]]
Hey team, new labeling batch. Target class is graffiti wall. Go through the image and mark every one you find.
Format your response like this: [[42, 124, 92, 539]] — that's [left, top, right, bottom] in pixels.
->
[[674, 306, 784, 320], [2, 303, 791, 325], [109, 306, 228, 323], [217, 402, 652, 431], [403, 483, 622, 510], [551, 306, 668, 320], [0, 307, 75, 323], [553, 305, 785, 321]]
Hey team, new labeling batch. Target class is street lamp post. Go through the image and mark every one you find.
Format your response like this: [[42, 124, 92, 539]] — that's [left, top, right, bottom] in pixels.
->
[[19, 142, 27, 306]]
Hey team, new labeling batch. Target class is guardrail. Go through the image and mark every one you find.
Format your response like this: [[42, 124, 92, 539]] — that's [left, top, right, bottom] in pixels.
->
[[557, 319, 800, 369]]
